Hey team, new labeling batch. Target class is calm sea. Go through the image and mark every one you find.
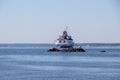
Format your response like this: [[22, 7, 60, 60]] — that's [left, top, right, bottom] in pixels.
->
[[0, 44, 120, 80]]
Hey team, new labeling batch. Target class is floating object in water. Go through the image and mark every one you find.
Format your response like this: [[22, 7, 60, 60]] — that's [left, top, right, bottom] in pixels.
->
[[48, 28, 85, 52], [100, 50, 106, 52]]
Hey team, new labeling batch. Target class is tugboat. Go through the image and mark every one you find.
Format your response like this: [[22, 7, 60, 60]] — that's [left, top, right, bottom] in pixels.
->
[[48, 29, 85, 52]]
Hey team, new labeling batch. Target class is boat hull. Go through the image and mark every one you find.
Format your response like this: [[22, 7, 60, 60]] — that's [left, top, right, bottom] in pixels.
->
[[48, 47, 85, 52]]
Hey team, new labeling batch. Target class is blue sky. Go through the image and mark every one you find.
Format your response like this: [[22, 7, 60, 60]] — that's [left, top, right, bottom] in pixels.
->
[[0, 0, 120, 43]]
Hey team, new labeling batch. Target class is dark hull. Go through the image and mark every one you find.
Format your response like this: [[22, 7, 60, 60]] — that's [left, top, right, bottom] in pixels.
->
[[48, 48, 85, 52]]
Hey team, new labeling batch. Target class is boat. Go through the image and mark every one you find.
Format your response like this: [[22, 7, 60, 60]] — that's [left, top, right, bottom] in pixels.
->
[[48, 29, 85, 52], [100, 50, 106, 52]]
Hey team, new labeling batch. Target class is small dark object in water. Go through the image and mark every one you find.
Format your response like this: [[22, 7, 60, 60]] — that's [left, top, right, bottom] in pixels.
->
[[100, 50, 106, 52]]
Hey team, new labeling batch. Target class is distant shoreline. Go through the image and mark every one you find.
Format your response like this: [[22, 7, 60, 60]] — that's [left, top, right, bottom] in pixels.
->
[[0, 43, 120, 46]]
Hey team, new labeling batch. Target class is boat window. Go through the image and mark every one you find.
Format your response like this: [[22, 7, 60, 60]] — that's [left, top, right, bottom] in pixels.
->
[[59, 40, 61, 43]]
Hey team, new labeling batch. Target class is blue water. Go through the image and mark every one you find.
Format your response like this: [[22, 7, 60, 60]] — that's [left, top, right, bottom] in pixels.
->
[[0, 44, 120, 80]]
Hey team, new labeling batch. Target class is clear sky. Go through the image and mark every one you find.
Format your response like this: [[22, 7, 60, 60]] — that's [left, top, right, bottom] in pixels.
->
[[0, 0, 120, 43]]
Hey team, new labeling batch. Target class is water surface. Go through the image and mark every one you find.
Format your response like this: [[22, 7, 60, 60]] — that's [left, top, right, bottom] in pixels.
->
[[0, 44, 120, 80]]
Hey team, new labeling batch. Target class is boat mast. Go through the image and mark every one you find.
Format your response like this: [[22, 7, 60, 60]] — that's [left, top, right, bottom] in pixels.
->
[[66, 26, 68, 32]]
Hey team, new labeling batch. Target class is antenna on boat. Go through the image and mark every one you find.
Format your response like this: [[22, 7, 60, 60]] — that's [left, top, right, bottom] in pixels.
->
[[66, 26, 68, 32]]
